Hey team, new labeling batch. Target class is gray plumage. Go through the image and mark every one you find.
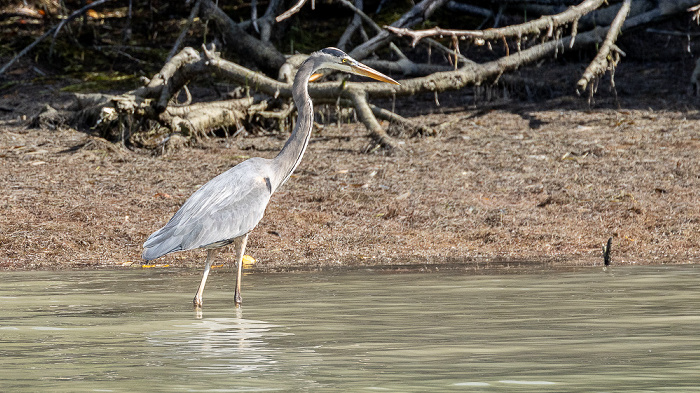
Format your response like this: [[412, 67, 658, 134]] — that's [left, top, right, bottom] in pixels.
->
[[142, 158, 272, 259], [142, 47, 399, 308]]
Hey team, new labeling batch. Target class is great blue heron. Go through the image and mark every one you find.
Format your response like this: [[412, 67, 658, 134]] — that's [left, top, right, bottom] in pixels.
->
[[142, 47, 399, 308]]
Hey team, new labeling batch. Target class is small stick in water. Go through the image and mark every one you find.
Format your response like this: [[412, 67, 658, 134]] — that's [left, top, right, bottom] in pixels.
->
[[602, 237, 612, 266]]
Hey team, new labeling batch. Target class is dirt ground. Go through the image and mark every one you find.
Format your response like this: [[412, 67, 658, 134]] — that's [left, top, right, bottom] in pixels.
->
[[2, 53, 700, 271]]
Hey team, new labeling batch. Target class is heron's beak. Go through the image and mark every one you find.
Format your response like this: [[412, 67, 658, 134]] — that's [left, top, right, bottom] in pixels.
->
[[309, 73, 323, 82], [351, 63, 400, 85]]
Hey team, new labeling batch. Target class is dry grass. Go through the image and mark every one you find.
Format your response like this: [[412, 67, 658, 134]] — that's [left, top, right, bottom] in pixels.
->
[[2, 58, 700, 270]]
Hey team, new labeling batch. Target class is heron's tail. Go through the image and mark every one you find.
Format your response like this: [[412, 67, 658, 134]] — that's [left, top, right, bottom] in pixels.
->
[[142, 226, 184, 260]]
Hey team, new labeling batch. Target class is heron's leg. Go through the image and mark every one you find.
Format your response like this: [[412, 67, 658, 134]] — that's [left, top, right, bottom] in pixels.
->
[[233, 233, 249, 306], [194, 249, 217, 308]]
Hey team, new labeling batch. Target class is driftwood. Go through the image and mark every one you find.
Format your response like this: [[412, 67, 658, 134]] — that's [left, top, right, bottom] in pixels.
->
[[66, 45, 407, 151]]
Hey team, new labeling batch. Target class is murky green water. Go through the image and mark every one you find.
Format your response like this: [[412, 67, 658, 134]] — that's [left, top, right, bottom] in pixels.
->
[[1, 265, 699, 392]]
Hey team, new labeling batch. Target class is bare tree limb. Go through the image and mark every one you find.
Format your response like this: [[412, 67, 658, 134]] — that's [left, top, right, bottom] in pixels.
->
[[199, 0, 285, 76], [167, 0, 202, 62], [162, 98, 254, 138], [385, 0, 605, 46], [349, 91, 400, 151], [202, 46, 401, 151], [368, 103, 435, 137], [337, 0, 370, 50], [259, 0, 283, 42], [337, 0, 381, 34], [348, 0, 452, 61], [336, 0, 468, 66], [362, 58, 453, 77], [577, 0, 631, 96], [276, 0, 313, 22], [251, 0, 260, 32]]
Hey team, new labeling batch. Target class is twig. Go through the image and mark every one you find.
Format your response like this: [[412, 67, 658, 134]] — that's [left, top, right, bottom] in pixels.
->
[[645, 28, 700, 37], [276, 0, 313, 22], [167, 0, 202, 62], [1, 29, 55, 76], [251, 0, 259, 32], [576, 0, 631, 96], [349, 0, 452, 61], [0, 0, 114, 76], [692, 4, 700, 24], [49, 0, 114, 57]]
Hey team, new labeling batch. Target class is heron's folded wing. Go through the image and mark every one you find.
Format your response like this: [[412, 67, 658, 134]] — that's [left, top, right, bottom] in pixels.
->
[[143, 159, 272, 259]]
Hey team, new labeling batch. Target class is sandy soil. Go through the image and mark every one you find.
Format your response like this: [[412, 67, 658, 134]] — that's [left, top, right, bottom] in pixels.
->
[[2, 56, 700, 271]]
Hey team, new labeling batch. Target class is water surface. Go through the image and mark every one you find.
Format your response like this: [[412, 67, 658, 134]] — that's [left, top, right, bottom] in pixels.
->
[[1, 265, 699, 391]]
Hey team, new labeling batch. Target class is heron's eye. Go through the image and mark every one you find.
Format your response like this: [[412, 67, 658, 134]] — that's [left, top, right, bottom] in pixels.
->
[[341, 58, 349, 64]]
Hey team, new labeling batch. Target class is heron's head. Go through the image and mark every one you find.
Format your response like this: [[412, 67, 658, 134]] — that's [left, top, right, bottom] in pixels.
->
[[310, 47, 400, 85]]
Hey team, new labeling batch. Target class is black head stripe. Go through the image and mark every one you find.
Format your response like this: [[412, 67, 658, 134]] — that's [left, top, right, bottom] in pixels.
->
[[319, 47, 348, 58]]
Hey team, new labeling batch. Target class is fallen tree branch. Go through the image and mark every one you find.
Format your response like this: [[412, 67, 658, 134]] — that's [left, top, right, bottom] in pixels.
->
[[166, 0, 202, 62], [337, 0, 469, 66], [354, 0, 700, 101], [202, 45, 402, 150], [576, 0, 631, 97], [385, 0, 605, 47], [162, 98, 254, 138], [369, 103, 435, 137], [199, 0, 285, 76], [362, 58, 453, 77], [337, 0, 370, 50], [62, 45, 404, 151], [338, 0, 381, 34], [257, 0, 283, 42], [275, 0, 312, 22], [348, 0, 451, 61], [349, 91, 399, 151]]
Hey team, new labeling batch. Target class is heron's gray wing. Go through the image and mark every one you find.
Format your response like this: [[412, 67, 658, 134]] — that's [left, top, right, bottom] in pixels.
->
[[143, 158, 273, 260]]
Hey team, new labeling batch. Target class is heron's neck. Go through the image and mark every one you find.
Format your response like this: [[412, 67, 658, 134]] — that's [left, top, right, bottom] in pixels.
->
[[272, 60, 315, 191]]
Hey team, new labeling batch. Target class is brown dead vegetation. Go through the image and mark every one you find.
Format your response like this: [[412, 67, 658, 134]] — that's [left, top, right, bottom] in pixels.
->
[[2, 55, 700, 270]]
